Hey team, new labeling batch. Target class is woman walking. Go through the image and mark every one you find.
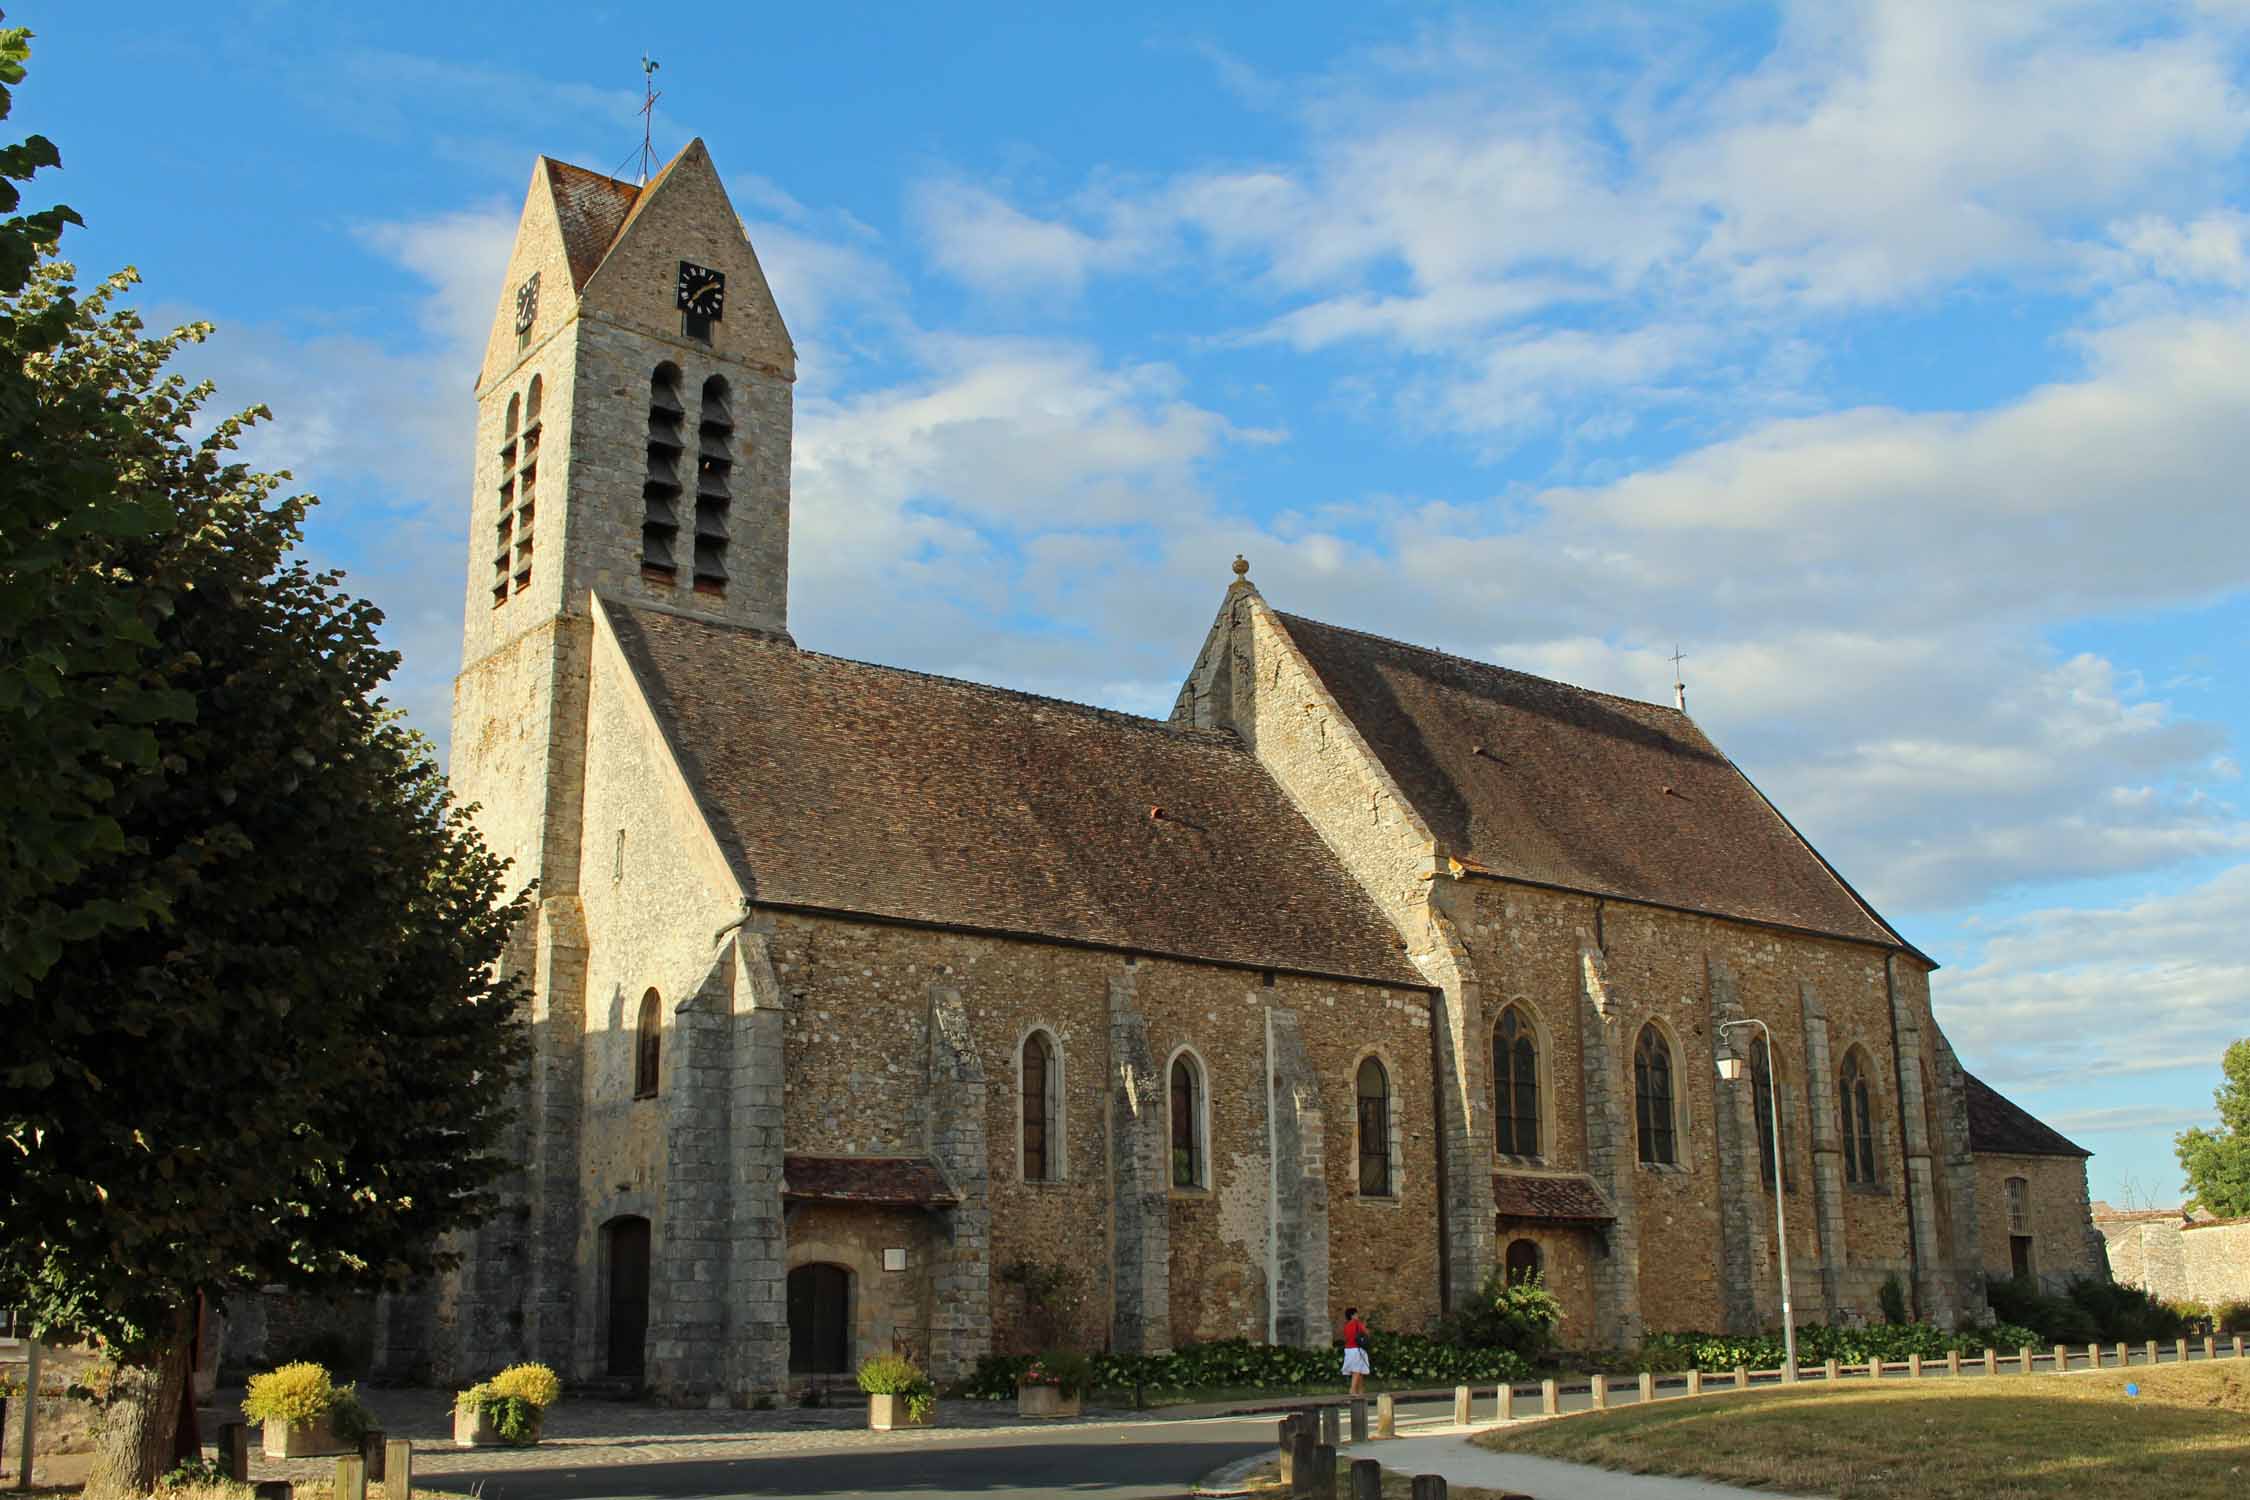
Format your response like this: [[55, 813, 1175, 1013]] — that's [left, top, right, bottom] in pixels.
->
[[1340, 1306, 1371, 1396]]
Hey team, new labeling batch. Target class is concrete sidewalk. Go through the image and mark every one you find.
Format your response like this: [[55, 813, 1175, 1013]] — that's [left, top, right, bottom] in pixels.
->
[[1381, 1425, 1809, 1500]]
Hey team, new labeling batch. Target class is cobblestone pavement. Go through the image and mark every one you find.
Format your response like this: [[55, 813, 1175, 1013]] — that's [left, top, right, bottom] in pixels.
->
[[201, 1386, 1164, 1487]]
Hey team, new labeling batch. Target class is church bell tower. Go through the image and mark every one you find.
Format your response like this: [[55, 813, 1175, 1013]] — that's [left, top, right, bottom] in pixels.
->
[[432, 140, 795, 1380]]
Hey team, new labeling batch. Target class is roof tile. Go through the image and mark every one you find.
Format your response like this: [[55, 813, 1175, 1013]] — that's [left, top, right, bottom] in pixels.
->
[[782, 1155, 959, 1208], [1964, 1073, 2090, 1158], [1494, 1173, 1616, 1225]]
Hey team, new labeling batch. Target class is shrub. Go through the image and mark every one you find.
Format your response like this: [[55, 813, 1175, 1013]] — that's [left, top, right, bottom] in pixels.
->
[[241, 1363, 338, 1427], [1877, 1273, 1908, 1326], [856, 1353, 929, 1395], [487, 1362, 562, 1411], [2066, 1277, 2185, 1342], [454, 1382, 542, 1445], [1635, 1320, 2045, 1374], [1020, 1350, 1094, 1397], [2216, 1299, 2250, 1334], [1987, 1274, 2101, 1345], [957, 1334, 1531, 1401], [1434, 1267, 1565, 1361], [159, 1458, 242, 1492]]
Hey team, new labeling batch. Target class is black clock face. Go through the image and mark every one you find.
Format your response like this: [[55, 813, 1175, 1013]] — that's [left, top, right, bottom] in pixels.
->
[[677, 261, 725, 319], [514, 273, 539, 333]]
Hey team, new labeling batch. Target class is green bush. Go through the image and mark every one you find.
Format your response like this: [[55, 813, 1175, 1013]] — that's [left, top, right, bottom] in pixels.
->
[[454, 1382, 541, 1445], [1877, 1273, 1909, 1325], [2215, 1299, 2250, 1334], [1020, 1349, 1094, 1397], [1433, 1268, 1565, 1361], [855, 1353, 929, 1395], [1986, 1274, 2101, 1345], [958, 1334, 1531, 1401], [1635, 1320, 2044, 1374]]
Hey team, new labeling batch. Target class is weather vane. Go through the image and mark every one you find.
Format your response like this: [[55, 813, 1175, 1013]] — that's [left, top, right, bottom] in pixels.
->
[[637, 56, 662, 185], [1670, 643, 1687, 712]]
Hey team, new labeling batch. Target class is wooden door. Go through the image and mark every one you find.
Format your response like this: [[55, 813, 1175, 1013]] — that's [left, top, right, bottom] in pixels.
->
[[787, 1263, 849, 1374], [606, 1217, 651, 1378]]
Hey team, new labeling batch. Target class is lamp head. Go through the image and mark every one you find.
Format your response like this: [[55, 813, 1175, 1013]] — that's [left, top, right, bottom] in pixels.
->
[[1716, 1055, 1746, 1083]]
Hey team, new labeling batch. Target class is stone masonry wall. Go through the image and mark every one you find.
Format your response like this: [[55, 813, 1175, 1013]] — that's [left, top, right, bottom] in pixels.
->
[[1975, 1154, 2104, 1296], [761, 910, 1443, 1353]]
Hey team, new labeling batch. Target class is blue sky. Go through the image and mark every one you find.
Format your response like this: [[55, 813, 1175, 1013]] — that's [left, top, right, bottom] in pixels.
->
[[17, 1, 2250, 1207]]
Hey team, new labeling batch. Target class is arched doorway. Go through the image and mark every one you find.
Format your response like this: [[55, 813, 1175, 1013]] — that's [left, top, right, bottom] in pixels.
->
[[603, 1216, 651, 1379], [787, 1263, 851, 1374]]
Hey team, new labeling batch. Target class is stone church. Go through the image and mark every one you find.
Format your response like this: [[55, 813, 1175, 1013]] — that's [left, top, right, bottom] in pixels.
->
[[366, 140, 2105, 1401]]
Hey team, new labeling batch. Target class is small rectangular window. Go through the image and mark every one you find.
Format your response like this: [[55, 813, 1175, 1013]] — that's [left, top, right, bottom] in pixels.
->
[[682, 311, 713, 343]]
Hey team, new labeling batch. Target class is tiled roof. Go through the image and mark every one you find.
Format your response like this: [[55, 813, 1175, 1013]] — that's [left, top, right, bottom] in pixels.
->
[[1273, 612, 1908, 951], [1963, 1073, 2090, 1158], [604, 604, 1426, 988], [542, 158, 642, 290], [782, 1155, 959, 1208], [1493, 1173, 1615, 1225]]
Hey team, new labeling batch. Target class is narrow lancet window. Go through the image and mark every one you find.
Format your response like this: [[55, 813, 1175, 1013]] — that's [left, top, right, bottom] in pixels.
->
[[1634, 1025, 1677, 1166], [634, 988, 661, 1099], [1493, 1006, 1539, 1159], [1356, 1056, 1392, 1196]]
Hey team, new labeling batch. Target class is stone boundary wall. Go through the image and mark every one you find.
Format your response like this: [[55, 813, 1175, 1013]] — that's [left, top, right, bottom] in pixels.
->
[[2104, 1216, 2250, 1307]]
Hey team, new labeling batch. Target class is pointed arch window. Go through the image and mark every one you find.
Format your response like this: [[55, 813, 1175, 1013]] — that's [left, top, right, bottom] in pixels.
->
[[1170, 1052, 1205, 1189], [493, 393, 521, 606], [1839, 1050, 1879, 1185], [1356, 1056, 1393, 1197], [642, 364, 685, 583], [1750, 1034, 1786, 1189], [1634, 1025, 1677, 1166], [1493, 1006, 1540, 1159], [1020, 1030, 1063, 1183], [634, 988, 661, 1099], [693, 375, 733, 596]]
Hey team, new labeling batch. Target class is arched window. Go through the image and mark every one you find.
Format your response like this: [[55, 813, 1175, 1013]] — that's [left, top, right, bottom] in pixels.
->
[[1493, 1006, 1540, 1159], [1634, 1025, 1677, 1166], [1020, 1030, 1060, 1182], [2005, 1175, 2033, 1280], [633, 988, 660, 1099], [1356, 1056, 1393, 1197], [493, 394, 522, 606], [1504, 1237, 1542, 1284], [642, 364, 684, 582], [1170, 1051, 1205, 1189], [693, 376, 733, 596], [1750, 1034, 1784, 1189], [1839, 1050, 1878, 1185]]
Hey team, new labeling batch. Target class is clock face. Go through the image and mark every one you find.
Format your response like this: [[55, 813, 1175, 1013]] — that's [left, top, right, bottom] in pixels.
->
[[514, 273, 539, 334], [677, 261, 726, 319]]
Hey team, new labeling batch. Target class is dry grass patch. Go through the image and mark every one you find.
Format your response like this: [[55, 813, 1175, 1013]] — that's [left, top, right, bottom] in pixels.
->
[[1476, 1360, 2250, 1499]]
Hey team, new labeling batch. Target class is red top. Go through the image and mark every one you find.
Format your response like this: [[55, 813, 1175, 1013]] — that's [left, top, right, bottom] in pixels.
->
[[1342, 1318, 1368, 1350]]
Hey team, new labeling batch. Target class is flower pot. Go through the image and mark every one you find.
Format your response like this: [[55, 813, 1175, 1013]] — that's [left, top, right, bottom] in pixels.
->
[[866, 1393, 934, 1431], [261, 1413, 349, 1459], [454, 1403, 543, 1448], [1015, 1384, 1082, 1418]]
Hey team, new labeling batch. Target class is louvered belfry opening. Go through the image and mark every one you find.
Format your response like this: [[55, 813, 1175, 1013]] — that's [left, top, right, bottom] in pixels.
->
[[493, 392, 520, 606], [514, 376, 541, 597], [643, 363, 685, 582], [693, 375, 733, 595]]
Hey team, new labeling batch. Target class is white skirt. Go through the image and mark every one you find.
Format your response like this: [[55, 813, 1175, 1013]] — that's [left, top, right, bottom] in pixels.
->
[[1341, 1347, 1371, 1376]]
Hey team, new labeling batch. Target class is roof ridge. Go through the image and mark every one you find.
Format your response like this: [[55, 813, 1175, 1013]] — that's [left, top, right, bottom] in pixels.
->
[[1274, 610, 1683, 719], [612, 602, 1244, 749]]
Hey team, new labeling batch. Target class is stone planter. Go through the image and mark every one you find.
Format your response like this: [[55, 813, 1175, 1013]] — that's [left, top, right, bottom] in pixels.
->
[[866, 1393, 934, 1431], [454, 1402, 543, 1448], [261, 1413, 349, 1459], [1015, 1384, 1082, 1418]]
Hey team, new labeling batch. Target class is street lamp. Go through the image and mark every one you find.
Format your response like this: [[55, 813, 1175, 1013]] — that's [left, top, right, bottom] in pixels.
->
[[1717, 1017, 1797, 1380]]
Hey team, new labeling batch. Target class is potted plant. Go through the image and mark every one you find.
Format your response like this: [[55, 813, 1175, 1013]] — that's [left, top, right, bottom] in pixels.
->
[[1015, 1350, 1091, 1418], [242, 1362, 368, 1459], [454, 1362, 562, 1448], [856, 1353, 936, 1431]]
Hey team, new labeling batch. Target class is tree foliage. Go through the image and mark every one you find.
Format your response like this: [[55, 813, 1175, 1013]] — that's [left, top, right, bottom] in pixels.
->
[[2176, 1038, 2250, 1219], [0, 19, 529, 1488]]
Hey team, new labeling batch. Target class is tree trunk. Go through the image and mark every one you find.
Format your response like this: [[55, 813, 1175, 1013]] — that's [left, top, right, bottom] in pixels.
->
[[86, 1304, 195, 1498]]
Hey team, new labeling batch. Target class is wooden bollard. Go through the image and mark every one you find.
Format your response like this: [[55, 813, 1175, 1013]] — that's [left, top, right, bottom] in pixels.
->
[[1349, 1396, 1368, 1445], [1375, 1393, 1396, 1439], [2204, 1336, 2217, 1361], [1350, 1457, 1383, 1500], [2175, 1337, 2189, 1364], [1638, 1371, 1654, 1404], [1495, 1383, 1513, 1422], [1409, 1476, 1448, 1500], [218, 1422, 250, 1483], [2053, 1344, 2069, 1371], [1288, 1430, 1317, 1497], [1733, 1365, 1749, 1389], [1279, 1417, 1301, 1475], [386, 1440, 413, 1500], [334, 1455, 367, 1500], [1983, 1348, 1997, 1375], [2234, 1336, 2244, 1359], [1320, 1405, 1340, 1448], [361, 1429, 386, 1483], [1909, 1354, 1924, 1379], [1589, 1373, 1608, 1410], [1867, 1357, 1882, 1381], [1947, 1350, 1961, 1377], [1541, 1378, 1558, 1415], [1686, 1369, 1703, 1397], [1824, 1358, 1839, 1381], [2115, 1342, 2129, 1367], [2020, 1347, 2033, 1374], [1452, 1384, 1472, 1425], [1311, 1443, 1338, 1500], [1782, 1357, 1798, 1385]]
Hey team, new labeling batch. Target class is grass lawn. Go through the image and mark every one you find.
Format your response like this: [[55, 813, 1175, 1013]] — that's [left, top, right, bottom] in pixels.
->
[[1476, 1360, 2250, 1499]]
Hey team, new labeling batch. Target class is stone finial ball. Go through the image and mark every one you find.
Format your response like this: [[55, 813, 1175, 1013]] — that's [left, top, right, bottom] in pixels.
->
[[1232, 554, 1250, 577]]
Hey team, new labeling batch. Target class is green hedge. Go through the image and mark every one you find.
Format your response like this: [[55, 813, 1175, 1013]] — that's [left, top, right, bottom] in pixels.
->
[[958, 1334, 1532, 1401], [1637, 1321, 2044, 1374]]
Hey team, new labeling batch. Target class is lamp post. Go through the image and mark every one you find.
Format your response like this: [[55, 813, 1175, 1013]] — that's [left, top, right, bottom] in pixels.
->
[[1717, 1017, 1796, 1380]]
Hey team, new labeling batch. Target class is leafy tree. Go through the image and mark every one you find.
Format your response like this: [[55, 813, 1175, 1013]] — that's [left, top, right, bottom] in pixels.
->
[[2176, 1038, 2250, 1219], [0, 26, 530, 1492]]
